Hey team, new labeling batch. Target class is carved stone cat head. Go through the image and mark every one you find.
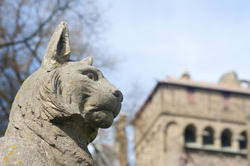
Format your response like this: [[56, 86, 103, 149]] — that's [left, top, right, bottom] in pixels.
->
[[9, 21, 123, 130]]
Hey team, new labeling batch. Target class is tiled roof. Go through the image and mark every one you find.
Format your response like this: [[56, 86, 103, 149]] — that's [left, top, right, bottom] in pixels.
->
[[163, 78, 250, 95]]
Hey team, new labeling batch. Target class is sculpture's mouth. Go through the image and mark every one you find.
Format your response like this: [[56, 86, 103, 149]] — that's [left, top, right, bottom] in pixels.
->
[[91, 109, 115, 118], [89, 103, 121, 118], [82, 102, 121, 128]]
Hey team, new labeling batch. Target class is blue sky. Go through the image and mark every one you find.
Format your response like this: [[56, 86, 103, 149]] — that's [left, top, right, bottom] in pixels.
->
[[97, 1, 250, 165], [100, 0, 250, 96]]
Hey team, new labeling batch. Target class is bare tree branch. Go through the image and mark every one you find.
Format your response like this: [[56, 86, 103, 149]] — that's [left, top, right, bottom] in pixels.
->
[[0, 0, 71, 49]]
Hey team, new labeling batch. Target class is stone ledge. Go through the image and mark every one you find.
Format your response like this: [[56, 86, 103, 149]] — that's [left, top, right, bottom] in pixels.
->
[[185, 143, 247, 156]]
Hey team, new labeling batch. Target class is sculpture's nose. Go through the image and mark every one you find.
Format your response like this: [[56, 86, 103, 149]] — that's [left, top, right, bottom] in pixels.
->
[[113, 90, 123, 102]]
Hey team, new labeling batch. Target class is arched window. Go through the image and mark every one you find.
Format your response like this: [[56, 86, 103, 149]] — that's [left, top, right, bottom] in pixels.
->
[[202, 127, 214, 145], [184, 124, 196, 144], [221, 129, 232, 147], [239, 131, 247, 150]]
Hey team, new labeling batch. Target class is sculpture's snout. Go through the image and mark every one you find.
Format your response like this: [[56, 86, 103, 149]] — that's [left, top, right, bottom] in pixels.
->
[[113, 90, 123, 102]]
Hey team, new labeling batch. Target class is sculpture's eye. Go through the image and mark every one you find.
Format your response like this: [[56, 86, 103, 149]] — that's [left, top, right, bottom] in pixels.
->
[[86, 72, 97, 81]]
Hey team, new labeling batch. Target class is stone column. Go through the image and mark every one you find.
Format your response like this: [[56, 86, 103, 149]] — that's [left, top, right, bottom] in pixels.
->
[[232, 135, 238, 150], [197, 129, 203, 146], [115, 114, 128, 166], [214, 132, 221, 149]]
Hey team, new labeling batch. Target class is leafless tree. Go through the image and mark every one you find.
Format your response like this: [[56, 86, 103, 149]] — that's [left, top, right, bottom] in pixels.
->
[[123, 81, 145, 122], [0, 0, 115, 136]]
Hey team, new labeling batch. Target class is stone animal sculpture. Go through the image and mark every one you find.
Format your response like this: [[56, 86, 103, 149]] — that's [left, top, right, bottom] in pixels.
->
[[0, 22, 123, 166]]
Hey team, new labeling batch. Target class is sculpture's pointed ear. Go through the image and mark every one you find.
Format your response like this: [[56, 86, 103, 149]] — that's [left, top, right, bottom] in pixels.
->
[[81, 56, 93, 66], [41, 21, 70, 70]]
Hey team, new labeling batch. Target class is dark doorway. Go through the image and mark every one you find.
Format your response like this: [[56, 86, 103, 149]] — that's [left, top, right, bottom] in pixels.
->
[[202, 127, 214, 145], [184, 124, 196, 143], [221, 129, 232, 147], [239, 131, 247, 150]]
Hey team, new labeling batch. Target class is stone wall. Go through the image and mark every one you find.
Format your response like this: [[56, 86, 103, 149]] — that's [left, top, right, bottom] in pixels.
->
[[161, 85, 250, 123], [134, 83, 250, 166]]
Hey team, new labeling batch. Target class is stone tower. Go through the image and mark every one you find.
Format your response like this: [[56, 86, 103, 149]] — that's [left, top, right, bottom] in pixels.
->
[[133, 72, 250, 166]]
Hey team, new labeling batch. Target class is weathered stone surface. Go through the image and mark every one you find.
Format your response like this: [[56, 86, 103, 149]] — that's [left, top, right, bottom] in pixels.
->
[[0, 21, 123, 166], [219, 71, 241, 86], [133, 73, 249, 166]]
